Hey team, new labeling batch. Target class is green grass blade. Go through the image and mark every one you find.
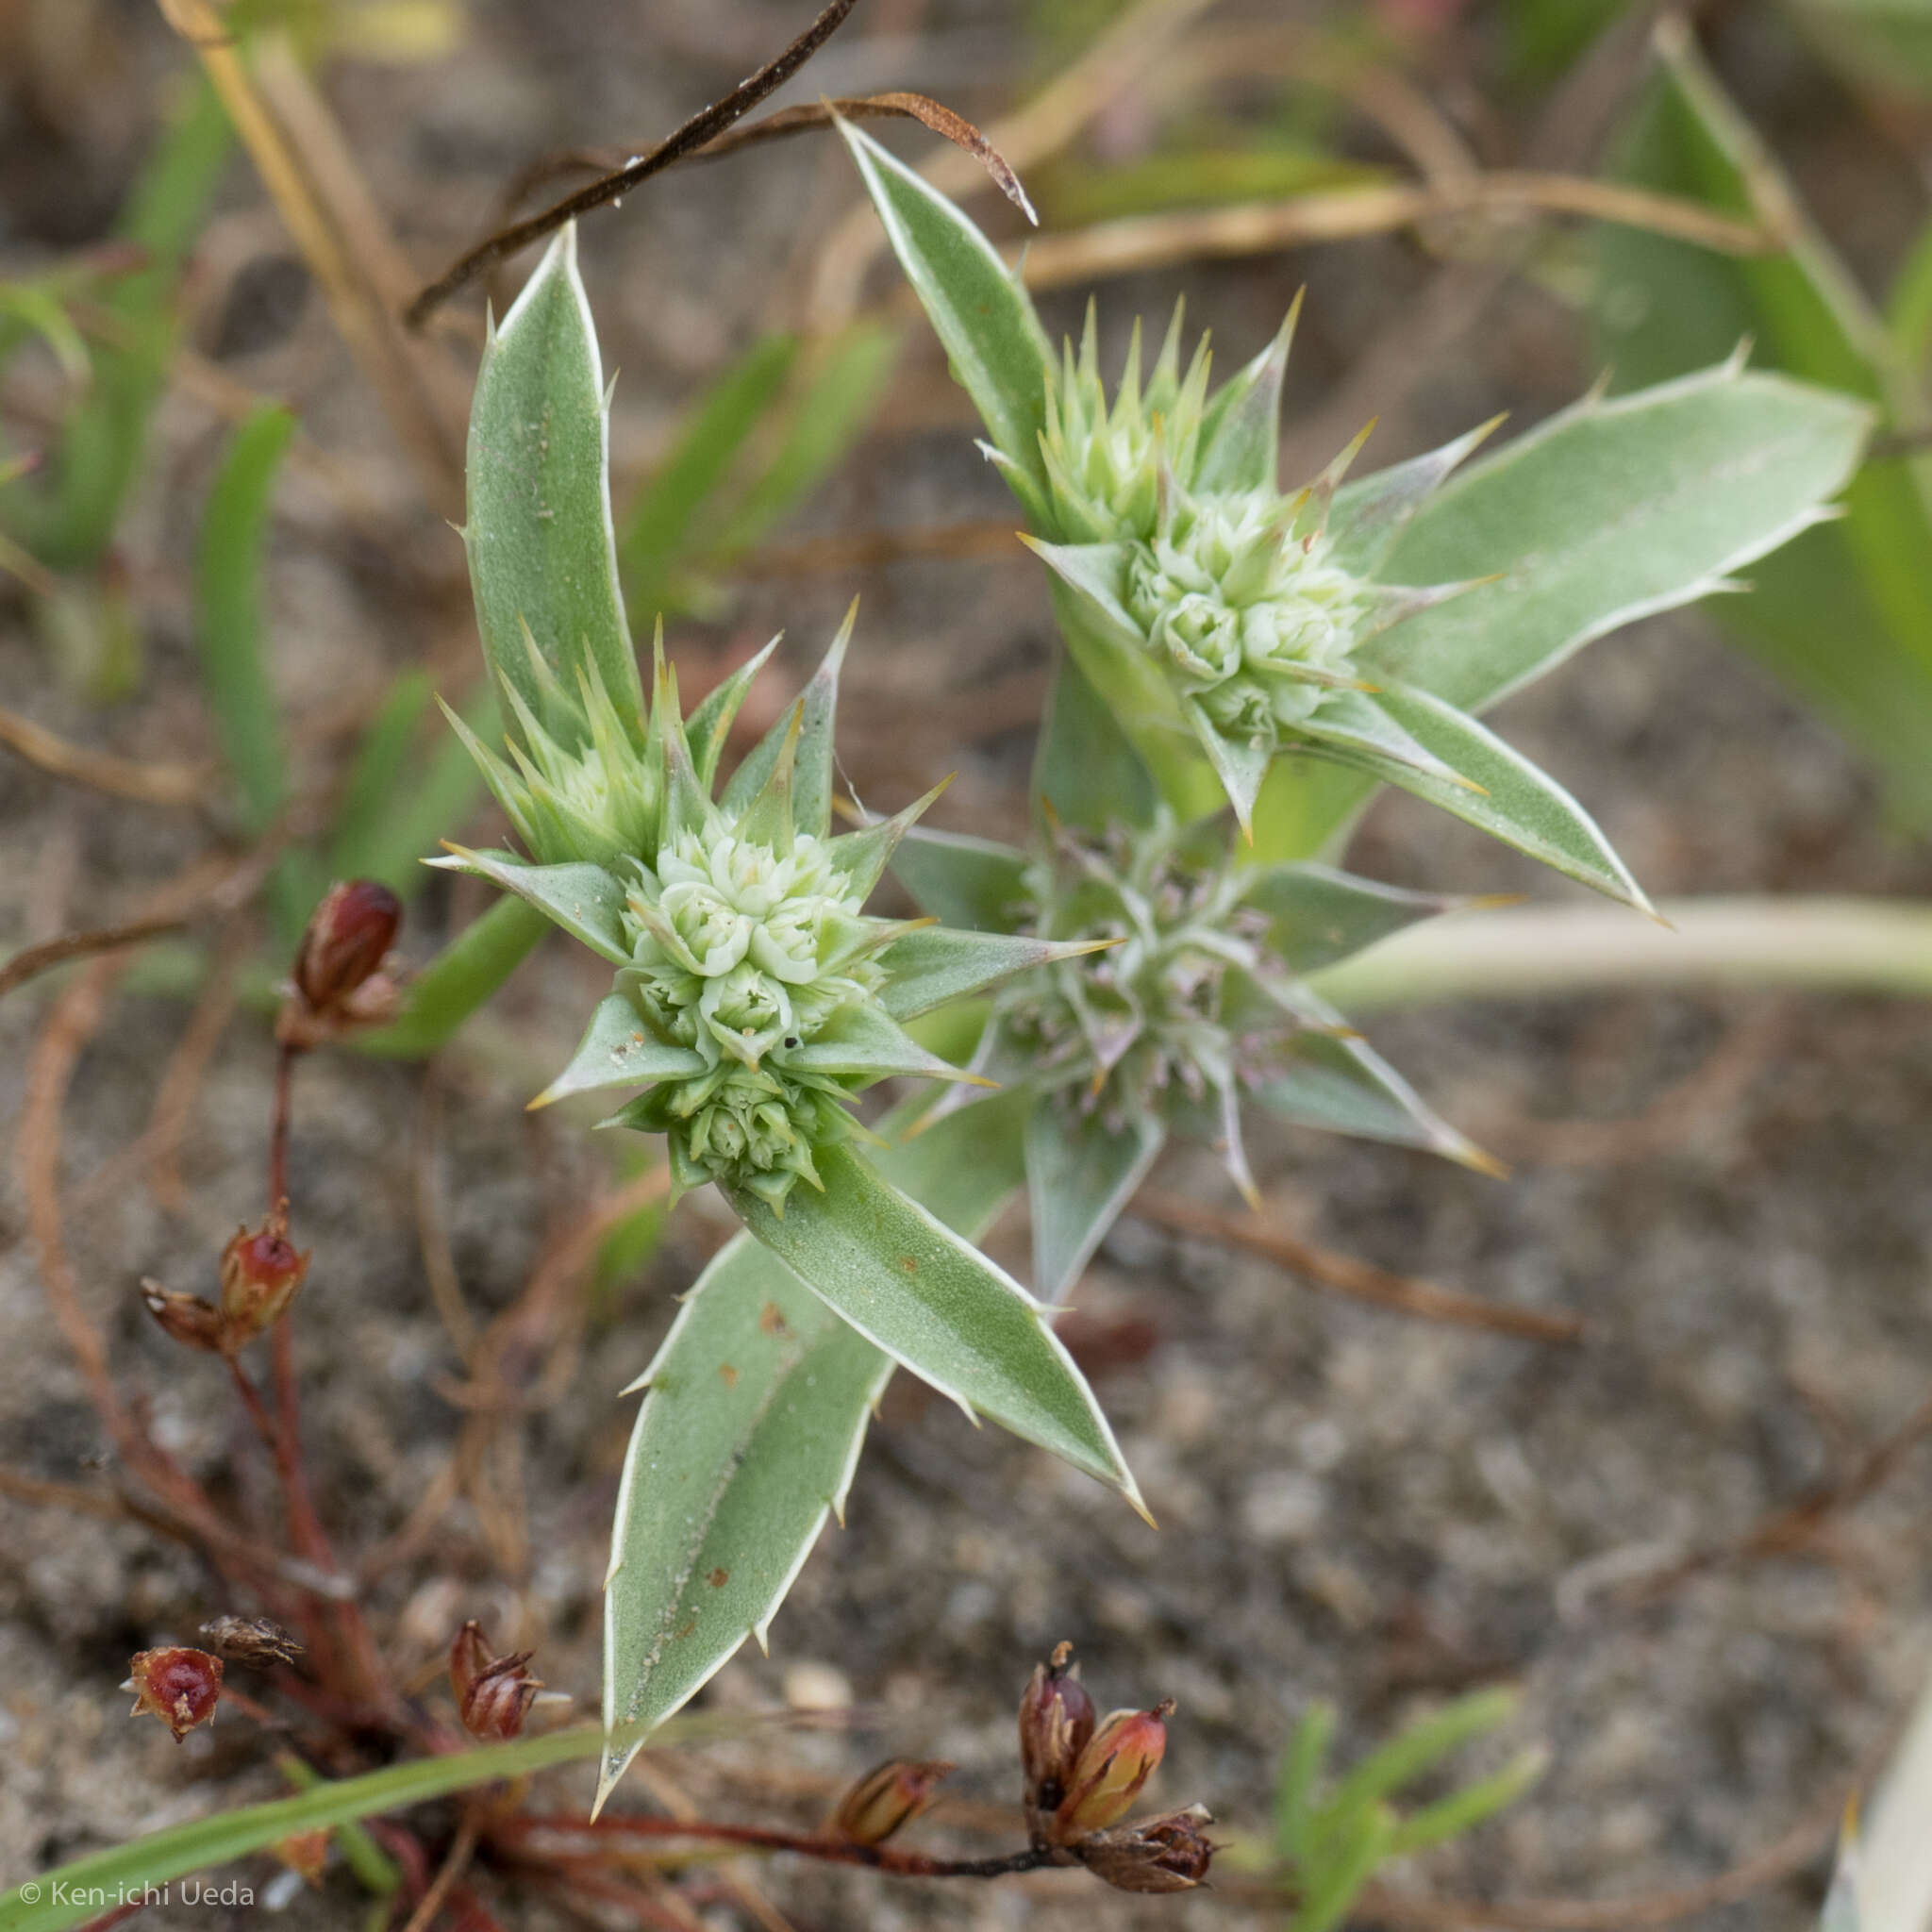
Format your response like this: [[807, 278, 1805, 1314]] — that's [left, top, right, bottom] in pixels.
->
[[194, 405, 296, 836], [1322, 1687, 1521, 1824], [3, 75, 231, 567], [711, 324, 901, 558], [2, 1726, 614, 1932]]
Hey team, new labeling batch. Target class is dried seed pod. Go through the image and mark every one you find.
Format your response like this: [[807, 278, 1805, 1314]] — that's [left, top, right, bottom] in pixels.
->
[[449, 1620, 541, 1741], [141, 1279, 226, 1354], [1076, 1805, 1215, 1892], [128, 1646, 224, 1740], [279, 880, 403, 1048], [1019, 1640, 1095, 1826], [1053, 1700, 1172, 1840], [217, 1211, 308, 1348], [200, 1614, 304, 1667], [825, 1757, 954, 1846]]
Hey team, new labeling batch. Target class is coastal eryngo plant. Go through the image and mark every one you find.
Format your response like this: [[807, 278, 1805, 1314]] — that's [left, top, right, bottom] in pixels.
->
[[840, 113, 1868, 1299], [441, 156, 1864, 1795]]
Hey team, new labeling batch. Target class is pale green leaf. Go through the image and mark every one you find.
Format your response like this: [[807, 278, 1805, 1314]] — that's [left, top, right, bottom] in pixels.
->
[[724, 1143, 1139, 1506], [782, 997, 976, 1083], [599, 1238, 893, 1801], [1193, 303, 1294, 496], [1253, 360, 1871, 862], [431, 844, 632, 962], [891, 826, 1031, 933], [720, 608, 851, 836], [685, 634, 780, 791], [876, 926, 1091, 1021], [598, 1091, 1027, 1794], [535, 992, 707, 1107], [466, 224, 641, 747], [1368, 363, 1870, 713], [1033, 652, 1160, 834], [1248, 982, 1495, 1172], [837, 118, 1055, 508], [1236, 862, 1467, 976], [1359, 683, 1650, 912], [1024, 1099, 1167, 1304]]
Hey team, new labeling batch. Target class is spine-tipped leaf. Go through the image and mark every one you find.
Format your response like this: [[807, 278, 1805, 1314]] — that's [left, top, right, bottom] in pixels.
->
[[466, 224, 641, 748], [837, 118, 1055, 514], [431, 846, 633, 962], [724, 1143, 1141, 1507], [1025, 1102, 1167, 1305]]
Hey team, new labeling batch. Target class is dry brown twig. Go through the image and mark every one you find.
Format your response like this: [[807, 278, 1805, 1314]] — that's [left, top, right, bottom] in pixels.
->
[[153, 0, 470, 515], [406, 0, 867, 326], [999, 172, 1767, 300], [0, 702, 211, 806], [1134, 1191, 1586, 1345]]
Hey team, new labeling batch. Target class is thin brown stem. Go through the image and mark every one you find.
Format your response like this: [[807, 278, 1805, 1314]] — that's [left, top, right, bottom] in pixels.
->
[[0, 914, 189, 1002], [1135, 1191, 1586, 1344], [406, 0, 860, 325], [499, 1812, 1058, 1879], [268, 1044, 295, 1210]]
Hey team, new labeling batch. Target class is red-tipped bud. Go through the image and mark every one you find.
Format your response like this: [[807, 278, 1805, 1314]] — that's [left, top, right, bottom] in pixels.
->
[[1076, 1805, 1216, 1892], [1053, 1701, 1172, 1840], [293, 880, 401, 1014], [201, 1614, 304, 1667], [141, 1279, 226, 1354], [274, 1828, 331, 1888], [825, 1758, 955, 1846], [449, 1620, 541, 1741], [1020, 1641, 1096, 1821], [279, 880, 402, 1047], [218, 1211, 308, 1348], [128, 1646, 224, 1740]]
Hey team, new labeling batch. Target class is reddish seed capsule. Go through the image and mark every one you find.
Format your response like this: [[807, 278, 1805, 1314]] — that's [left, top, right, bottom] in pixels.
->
[[825, 1757, 955, 1846], [1019, 1640, 1096, 1821], [294, 880, 402, 1015], [128, 1646, 224, 1740], [279, 880, 403, 1048], [217, 1213, 308, 1348], [1053, 1700, 1172, 1840], [449, 1620, 541, 1741], [1076, 1805, 1216, 1893]]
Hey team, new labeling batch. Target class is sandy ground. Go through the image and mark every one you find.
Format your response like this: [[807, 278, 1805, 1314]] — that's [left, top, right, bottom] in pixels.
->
[[6, 5, 1932, 1928]]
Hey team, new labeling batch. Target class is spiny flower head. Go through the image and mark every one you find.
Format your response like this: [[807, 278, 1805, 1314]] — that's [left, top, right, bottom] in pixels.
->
[[975, 809, 1496, 1221], [1039, 302, 1212, 544], [443, 621, 666, 867], [442, 610, 1086, 1214], [1024, 297, 1498, 833], [996, 811, 1276, 1203]]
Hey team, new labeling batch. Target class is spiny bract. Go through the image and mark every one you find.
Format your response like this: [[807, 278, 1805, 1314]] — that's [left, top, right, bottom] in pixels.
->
[[1024, 299, 1498, 832], [441, 608, 1014, 1212]]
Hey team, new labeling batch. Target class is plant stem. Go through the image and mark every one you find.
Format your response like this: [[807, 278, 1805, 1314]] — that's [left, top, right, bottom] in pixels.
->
[[497, 1812, 1058, 1879], [267, 1042, 294, 1208], [1307, 896, 1932, 1013]]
